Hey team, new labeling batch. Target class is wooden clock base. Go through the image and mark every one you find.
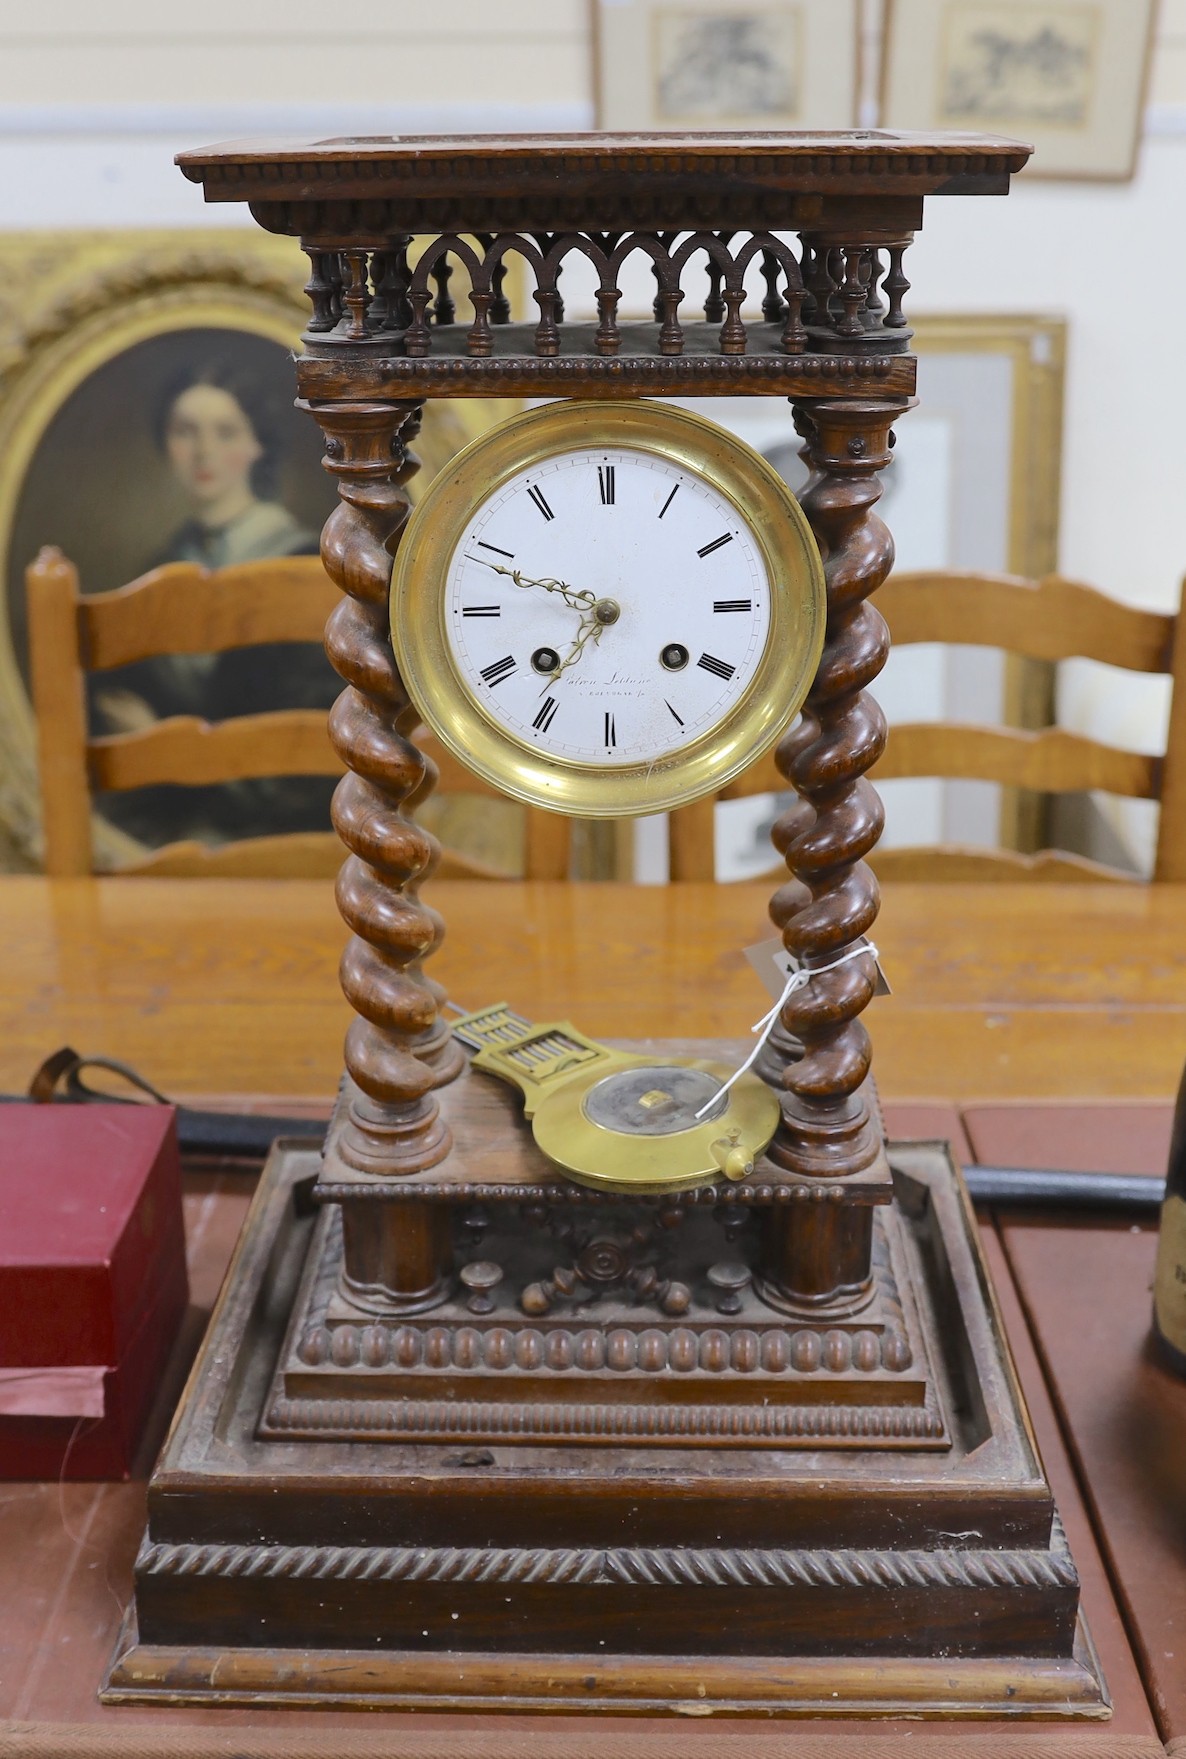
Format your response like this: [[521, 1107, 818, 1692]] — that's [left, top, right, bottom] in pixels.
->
[[104, 1056, 1107, 1718]]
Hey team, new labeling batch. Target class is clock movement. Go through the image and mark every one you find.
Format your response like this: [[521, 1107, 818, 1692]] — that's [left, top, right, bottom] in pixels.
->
[[103, 132, 1109, 1718]]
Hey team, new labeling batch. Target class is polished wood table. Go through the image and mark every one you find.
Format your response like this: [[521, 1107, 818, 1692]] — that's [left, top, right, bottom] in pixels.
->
[[2, 877, 1185, 1757], [5, 876, 1186, 1102]]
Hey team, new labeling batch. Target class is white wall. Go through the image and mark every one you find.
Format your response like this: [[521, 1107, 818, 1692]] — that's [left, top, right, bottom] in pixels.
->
[[0, 1, 593, 227]]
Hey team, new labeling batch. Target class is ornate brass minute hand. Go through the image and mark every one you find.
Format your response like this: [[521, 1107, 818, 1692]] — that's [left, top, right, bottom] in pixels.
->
[[469, 556, 595, 615]]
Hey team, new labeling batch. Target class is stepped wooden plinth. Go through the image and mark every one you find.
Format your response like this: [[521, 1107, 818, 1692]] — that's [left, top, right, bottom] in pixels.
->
[[104, 1055, 1107, 1718]]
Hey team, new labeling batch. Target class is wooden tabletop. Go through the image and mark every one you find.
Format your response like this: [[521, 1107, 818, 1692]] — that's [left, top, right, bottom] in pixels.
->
[[4, 876, 1186, 1103], [2, 876, 1186, 1753]]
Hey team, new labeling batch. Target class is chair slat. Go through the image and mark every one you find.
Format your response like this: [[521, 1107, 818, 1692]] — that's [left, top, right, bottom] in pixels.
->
[[32, 548, 561, 881], [82, 559, 338, 670], [1154, 572, 1186, 881], [673, 568, 1183, 882], [879, 571, 1174, 672], [871, 724, 1159, 798], [870, 846, 1140, 884], [89, 711, 340, 791], [124, 831, 345, 879], [26, 550, 93, 875], [434, 848, 516, 881]]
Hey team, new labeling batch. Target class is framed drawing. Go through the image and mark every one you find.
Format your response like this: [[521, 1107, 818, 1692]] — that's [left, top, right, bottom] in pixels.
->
[[593, 0, 860, 130], [0, 233, 517, 872], [628, 312, 1067, 880], [882, 0, 1157, 180]]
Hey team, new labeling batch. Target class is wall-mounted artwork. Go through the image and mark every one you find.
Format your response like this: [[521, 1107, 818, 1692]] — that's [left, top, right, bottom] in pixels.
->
[[0, 233, 515, 871], [882, 0, 1157, 179], [594, 0, 860, 130]]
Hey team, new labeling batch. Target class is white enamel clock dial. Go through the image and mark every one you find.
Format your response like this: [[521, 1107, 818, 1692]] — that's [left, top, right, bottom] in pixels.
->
[[446, 448, 770, 768], [391, 400, 825, 818]]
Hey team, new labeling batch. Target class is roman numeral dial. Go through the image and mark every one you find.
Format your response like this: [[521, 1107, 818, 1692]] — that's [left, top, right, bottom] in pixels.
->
[[438, 431, 789, 781]]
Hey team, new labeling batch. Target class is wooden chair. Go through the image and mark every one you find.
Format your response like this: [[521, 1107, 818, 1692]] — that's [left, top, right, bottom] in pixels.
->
[[27, 547, 570, 880], [669, 569, 1186, 883]]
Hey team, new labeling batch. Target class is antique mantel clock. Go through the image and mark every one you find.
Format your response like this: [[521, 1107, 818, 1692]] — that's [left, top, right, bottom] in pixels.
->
[[105, 134, 1108, 1718]]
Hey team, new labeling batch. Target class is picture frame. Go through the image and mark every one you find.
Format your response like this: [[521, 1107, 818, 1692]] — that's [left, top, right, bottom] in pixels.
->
[[0, 232, 518, 874], [593, 0, 861, 131], [881, 0, 1158, 181]]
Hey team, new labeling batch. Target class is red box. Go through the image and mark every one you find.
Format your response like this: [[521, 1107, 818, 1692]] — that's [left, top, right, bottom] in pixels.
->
[[0, 1105, 188, 1479]]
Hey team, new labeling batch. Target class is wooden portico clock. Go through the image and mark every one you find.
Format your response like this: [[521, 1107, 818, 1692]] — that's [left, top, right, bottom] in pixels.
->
[[105, 133, 1109, 1719]]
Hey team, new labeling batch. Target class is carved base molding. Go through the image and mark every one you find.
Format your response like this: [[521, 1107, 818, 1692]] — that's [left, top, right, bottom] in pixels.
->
[[259, 1186, 944, 1448], [104, 1139, 1108, 1716]]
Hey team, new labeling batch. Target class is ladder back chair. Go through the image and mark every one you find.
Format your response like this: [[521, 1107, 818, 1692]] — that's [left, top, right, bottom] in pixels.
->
[[669, 569, 1186, 883], [27, 547, 570, 881]]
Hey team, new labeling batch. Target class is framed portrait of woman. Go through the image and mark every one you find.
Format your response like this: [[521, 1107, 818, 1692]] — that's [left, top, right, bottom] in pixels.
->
[[0, 232, 517, 872]]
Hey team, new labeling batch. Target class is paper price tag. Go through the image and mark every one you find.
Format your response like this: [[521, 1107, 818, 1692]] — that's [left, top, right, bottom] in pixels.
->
[[743, 936, 891, 1002]]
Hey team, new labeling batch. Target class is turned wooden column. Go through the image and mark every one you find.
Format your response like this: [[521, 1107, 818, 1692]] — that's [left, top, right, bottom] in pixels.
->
[[766, 396, 909, 1178], [309, 397, 463, 1186], [754, 396, 907, 1314]]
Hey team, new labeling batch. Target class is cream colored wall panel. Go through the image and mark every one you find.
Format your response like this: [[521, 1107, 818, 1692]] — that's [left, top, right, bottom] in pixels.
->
[[1151, 38, 1186, 106], [0, 39, 588, 107], [1158, 0, 1186, 34], [0, 0, 587, 39]]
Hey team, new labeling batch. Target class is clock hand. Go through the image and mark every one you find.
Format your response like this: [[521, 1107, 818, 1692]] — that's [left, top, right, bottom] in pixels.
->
[[544, 612, 604, 690], [541, 596, 621, 692], [468, 556, 596, 615]]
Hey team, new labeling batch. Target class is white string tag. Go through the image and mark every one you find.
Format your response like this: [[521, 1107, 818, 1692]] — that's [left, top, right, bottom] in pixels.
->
[[694, 940, 882, 1119], [744, 934, 891, 1003]]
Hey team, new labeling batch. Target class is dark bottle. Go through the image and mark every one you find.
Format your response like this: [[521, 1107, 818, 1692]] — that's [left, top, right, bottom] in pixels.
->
[[1154, 1057, 1186, 1374]]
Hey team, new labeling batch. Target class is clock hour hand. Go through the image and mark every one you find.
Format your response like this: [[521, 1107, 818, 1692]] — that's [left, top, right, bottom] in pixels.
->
[[542, 596, 621, 692], [468, 556, 596, 615], [544, 612, 603, 690]]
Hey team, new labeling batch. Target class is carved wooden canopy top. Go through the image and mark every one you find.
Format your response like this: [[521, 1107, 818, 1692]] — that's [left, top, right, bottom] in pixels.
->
[[176, 130, 1031, 237]]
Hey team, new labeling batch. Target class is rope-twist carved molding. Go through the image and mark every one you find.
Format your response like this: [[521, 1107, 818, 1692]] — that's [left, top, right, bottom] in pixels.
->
[[262, 1394, 943, 1444], [138, 1532, 1076, 1595], [301, 231, 913, 364], [767, 398, 909, 1178], [310, 399, 461, 1176]]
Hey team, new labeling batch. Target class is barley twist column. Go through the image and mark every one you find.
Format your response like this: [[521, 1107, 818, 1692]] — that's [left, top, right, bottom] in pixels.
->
[[311, 397, 462, 1183], [754, 397, 907, 1314], [766, 397, 908, 1179]]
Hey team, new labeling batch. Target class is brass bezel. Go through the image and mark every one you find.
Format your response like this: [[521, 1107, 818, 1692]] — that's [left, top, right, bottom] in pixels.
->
[[530, 1055, 781, 1194], [390, 399, 826, 818]]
